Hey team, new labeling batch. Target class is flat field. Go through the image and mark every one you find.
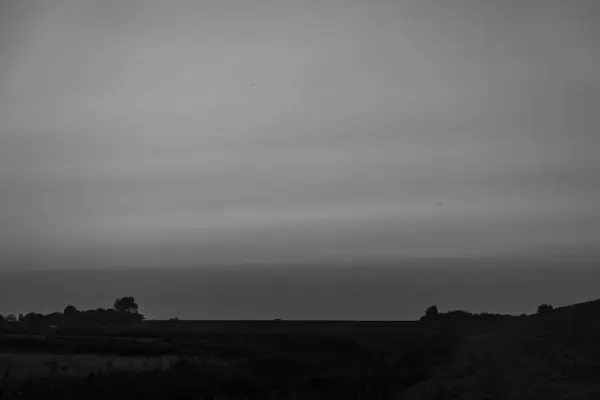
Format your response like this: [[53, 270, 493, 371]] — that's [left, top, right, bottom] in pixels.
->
[[0, 320, 464, 399]]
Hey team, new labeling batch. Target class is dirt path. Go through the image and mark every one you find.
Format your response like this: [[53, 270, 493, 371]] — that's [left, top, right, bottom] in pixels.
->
[[398, 320, 600, 400]]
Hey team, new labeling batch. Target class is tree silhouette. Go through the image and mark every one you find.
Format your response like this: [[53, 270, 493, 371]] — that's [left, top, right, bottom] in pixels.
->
[[21, 313, 45, 325], [63, 305, 78, 317], [113, 297, 139, 314], [537, 304, 554, 315], [420, 305, 439, 321]]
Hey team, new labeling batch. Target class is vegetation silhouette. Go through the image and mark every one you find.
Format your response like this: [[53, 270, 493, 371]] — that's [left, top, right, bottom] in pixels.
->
[[537, 303, 555, 315], [113, 297, 140, 314], [2, 297, 144, 329], [2, 298, 600, 399], [420, 305, 439, 321]]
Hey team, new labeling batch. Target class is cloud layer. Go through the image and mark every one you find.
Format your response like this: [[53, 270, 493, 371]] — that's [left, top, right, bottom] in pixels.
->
[[1, 0, 599, 268]]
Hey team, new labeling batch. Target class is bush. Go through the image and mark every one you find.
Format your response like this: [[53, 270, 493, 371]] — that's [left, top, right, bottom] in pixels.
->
[[537, 304, 554, 315], [420, 305, 439, 321]]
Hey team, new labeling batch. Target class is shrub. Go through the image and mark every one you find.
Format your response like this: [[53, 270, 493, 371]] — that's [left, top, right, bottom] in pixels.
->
[[537, 304, 554, 315]]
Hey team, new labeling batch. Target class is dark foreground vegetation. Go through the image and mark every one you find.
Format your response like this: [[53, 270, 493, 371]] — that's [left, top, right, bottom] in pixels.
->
[[1, 299, 599, 399]]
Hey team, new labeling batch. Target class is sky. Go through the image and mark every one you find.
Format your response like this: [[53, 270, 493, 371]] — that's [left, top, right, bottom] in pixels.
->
[[1, 0, 599, 319]]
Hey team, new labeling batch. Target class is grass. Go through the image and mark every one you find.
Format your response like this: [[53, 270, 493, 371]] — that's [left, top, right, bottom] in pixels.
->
[[0, 352, 179, 380], [401, 305, 600, 400], [0, 353, 429, 399], [5, 301, 600, 399], [0, 324, 464, 399]]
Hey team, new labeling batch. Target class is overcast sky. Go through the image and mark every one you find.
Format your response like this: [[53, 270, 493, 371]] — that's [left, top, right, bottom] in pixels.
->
[[1, 0, 599, 318]]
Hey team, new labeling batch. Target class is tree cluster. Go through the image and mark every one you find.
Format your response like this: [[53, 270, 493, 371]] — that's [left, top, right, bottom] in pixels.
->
[[0, 297, 144, 327], [536, 304, 554, 315], [420, 305, 521, 322]]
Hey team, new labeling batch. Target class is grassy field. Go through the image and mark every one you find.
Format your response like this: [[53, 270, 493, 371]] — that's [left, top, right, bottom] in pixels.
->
[[0, 320, 464, 399], [403, 302, 600, 400], [1, 303, 600, 399], [0, 352, 179, 380]]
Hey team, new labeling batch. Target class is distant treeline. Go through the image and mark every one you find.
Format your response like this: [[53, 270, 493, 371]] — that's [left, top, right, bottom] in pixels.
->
[[1, 300, 553, 328], [420, 305, 531, 322], [0, 297, 144, 327]]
